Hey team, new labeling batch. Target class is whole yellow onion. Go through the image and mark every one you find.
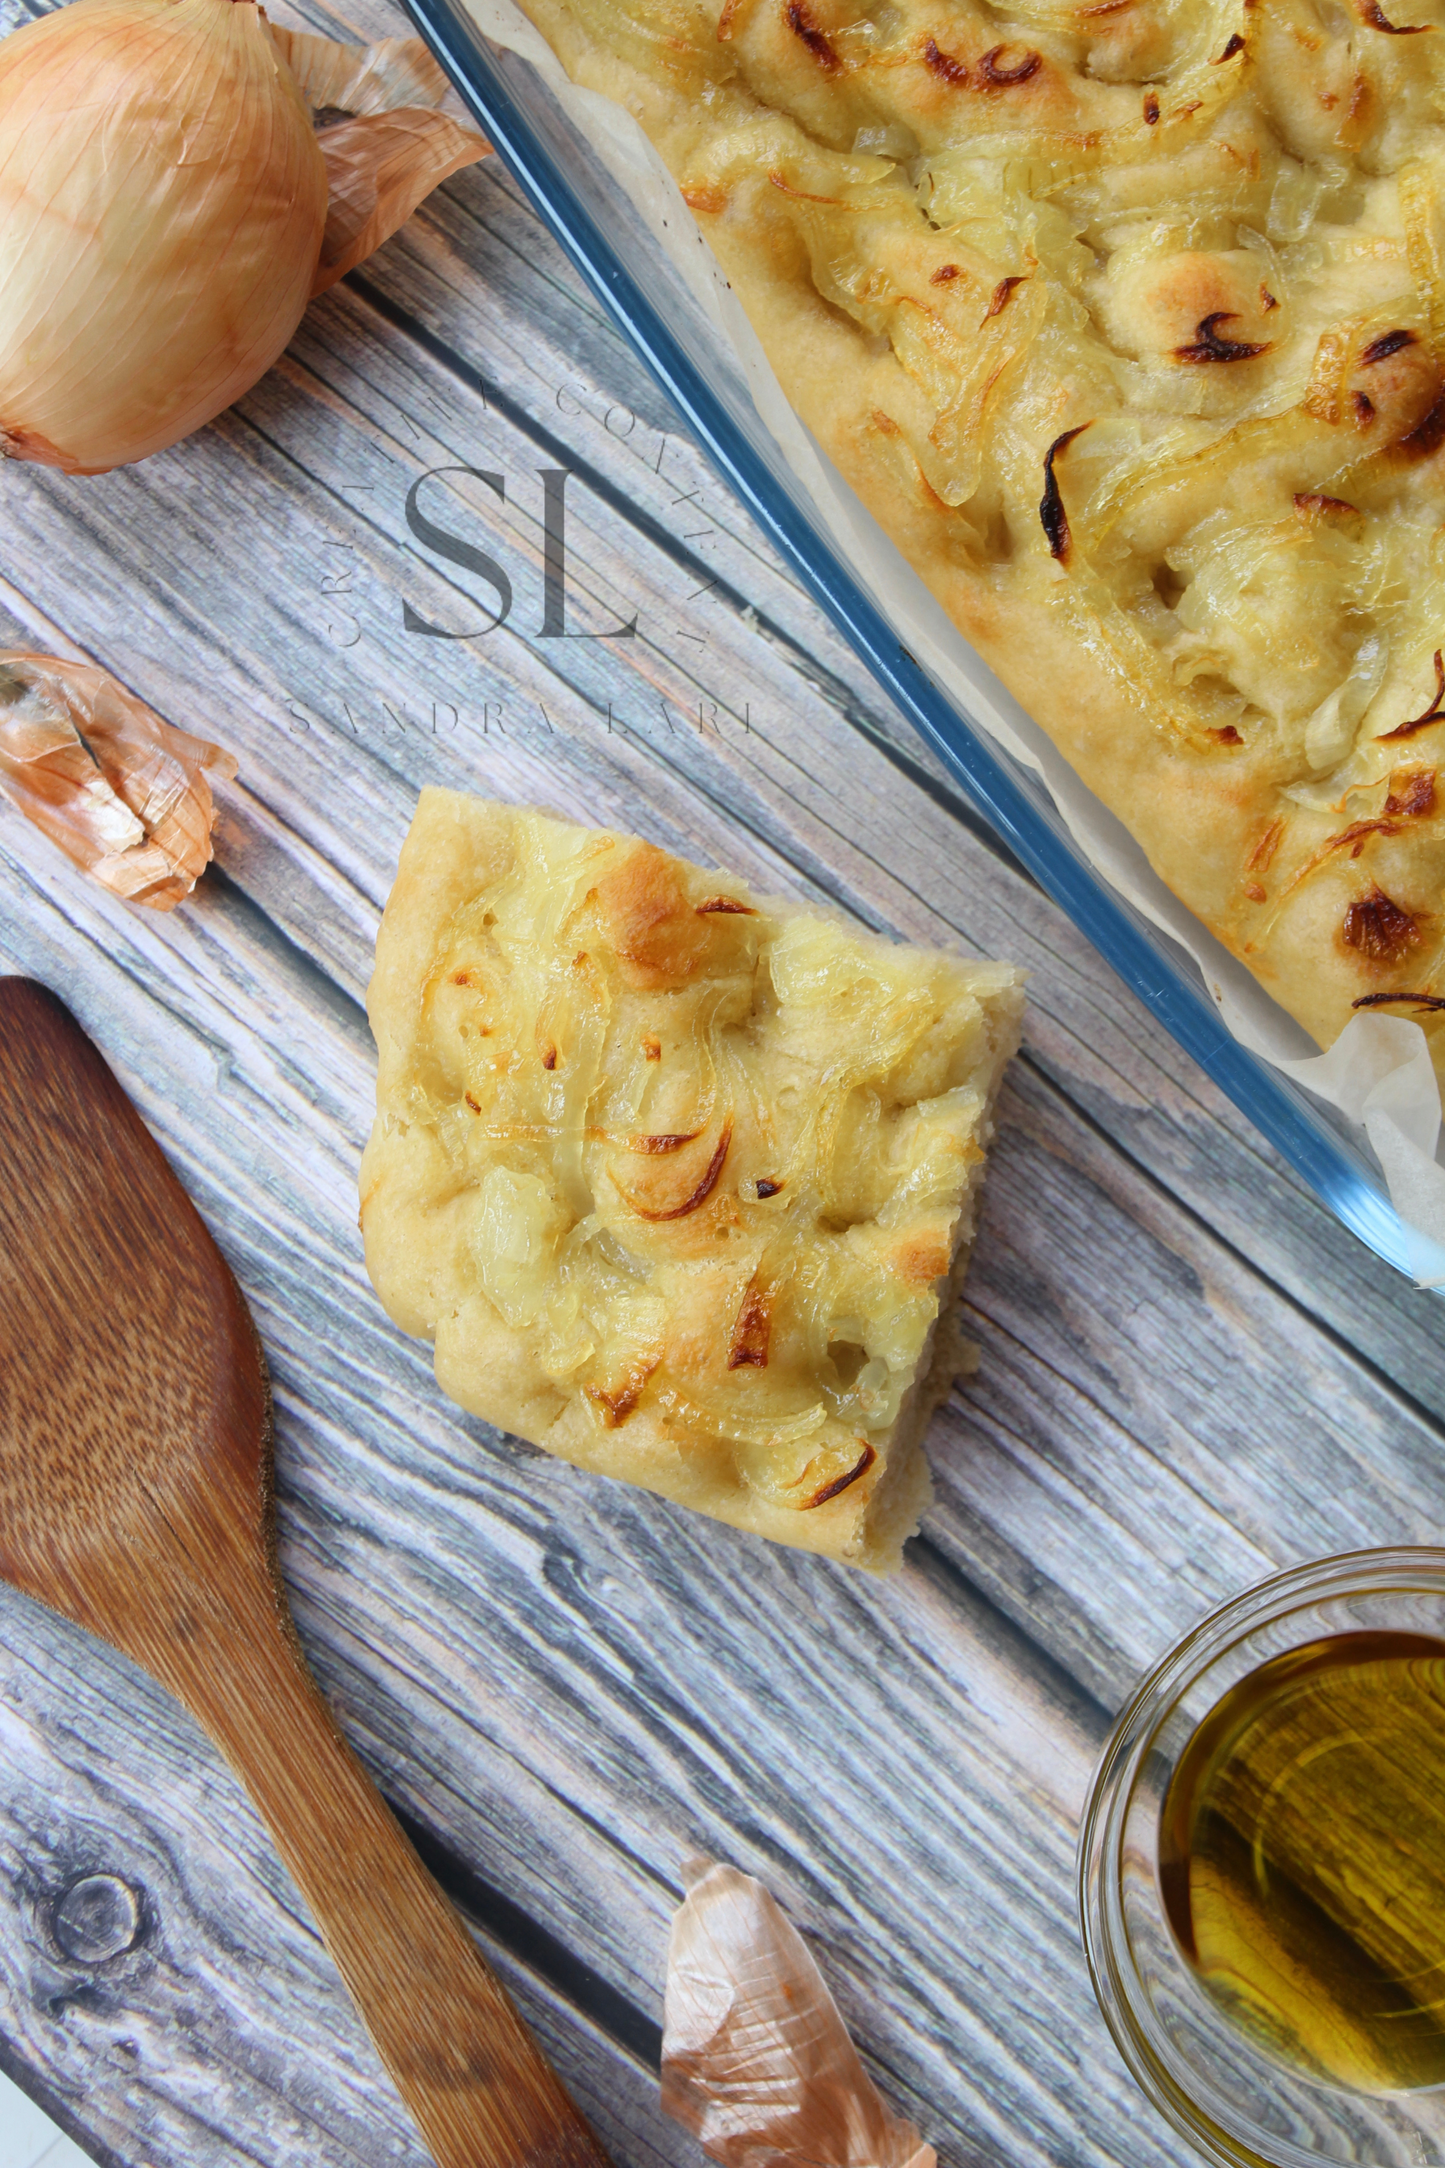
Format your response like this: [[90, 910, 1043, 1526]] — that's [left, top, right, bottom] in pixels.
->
[[0, 0, 326, 475], [0, 0, 487, 476]]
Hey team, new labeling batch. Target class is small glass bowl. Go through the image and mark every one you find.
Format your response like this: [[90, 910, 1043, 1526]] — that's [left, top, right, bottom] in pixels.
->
[[1078, 1548, 1445, 2168]]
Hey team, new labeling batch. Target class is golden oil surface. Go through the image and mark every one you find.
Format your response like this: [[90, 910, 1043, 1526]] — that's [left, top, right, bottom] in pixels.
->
[[1159, 1631, 1445, 2094]]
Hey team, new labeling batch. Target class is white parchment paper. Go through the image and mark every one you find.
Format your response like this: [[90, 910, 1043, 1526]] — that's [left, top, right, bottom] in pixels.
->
[[459, 0, 1445, 1282]]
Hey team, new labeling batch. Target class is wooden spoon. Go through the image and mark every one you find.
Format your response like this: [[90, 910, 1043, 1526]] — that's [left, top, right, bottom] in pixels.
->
[[0, 976, 611, 2168]]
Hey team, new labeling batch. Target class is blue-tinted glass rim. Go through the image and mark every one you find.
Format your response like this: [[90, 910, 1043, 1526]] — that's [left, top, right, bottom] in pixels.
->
[[403, 0, 1424, 1287]]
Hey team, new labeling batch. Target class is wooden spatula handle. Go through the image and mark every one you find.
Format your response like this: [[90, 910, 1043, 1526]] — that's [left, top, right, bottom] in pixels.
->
[[148, 1563, 610, 2168]]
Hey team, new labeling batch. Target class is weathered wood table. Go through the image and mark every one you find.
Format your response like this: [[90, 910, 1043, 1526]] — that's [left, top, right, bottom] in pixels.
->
[[4, 1, 1445, 2161]]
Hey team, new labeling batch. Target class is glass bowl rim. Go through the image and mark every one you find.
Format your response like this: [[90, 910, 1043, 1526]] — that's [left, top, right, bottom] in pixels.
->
[[1077, 1545, 1445, 2168]]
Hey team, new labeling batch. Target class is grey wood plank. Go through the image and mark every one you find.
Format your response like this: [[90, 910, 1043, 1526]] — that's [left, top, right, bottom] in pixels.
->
[[0, 1589, 678, 2168]]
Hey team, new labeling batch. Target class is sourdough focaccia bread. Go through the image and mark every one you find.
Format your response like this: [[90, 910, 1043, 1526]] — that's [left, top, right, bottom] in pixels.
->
[[512, 0, 1445, 1080], [360, 791, 1023, 1569]]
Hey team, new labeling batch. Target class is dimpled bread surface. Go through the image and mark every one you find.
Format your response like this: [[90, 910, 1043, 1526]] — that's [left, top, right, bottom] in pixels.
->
[[360, 791, 1024, 1570], [510, 0, 1445, 1081]]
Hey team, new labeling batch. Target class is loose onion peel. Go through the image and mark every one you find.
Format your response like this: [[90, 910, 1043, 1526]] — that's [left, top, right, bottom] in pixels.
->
[[0, 0, 488, 474], [0, 654, 235, 907], [663, 1858, 936, 2168]]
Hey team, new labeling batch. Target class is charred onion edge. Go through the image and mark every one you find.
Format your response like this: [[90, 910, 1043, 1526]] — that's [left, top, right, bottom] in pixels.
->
[[1213, 31, 1245, 58], [801, 1442, 877, 1508], [585, 1356, 661, 1427], [1381, 650, 1445, 740], [1040, 424, 1090, 560], [1174, 312, 1270, 363], [1143, 91, 1160, 122], [1353, 989, 1445, 1011], [755, 1176, 784, 1198], [1398, 389, 1445, 459], [980, 44, 1041, 83], [1362, 328, 1417, 364], [984, 275, 1026, 321], [1360, 0, 1431, 28], [1386, 769, 1437, 816], [626, 1120, 733, 1220], [787, 1, 839, 69], [923, 35, 969, 83], [696, 895, 756, 914], [1343, 887, 1422, 962], [727, 1279, 771, 1369], [1295, 491, 1359, 517]]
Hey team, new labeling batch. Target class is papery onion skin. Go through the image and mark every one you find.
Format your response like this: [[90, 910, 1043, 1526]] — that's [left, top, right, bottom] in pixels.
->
[[0, 0, 327, 474]]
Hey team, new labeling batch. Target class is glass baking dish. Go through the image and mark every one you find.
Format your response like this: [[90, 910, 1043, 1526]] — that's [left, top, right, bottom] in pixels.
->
[[402, 0, 1430, 1287]]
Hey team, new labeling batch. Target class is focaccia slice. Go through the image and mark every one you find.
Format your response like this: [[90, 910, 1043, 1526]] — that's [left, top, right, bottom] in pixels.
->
[[509, 0, 1445, 1089], [360, 790, 1023, 1570]]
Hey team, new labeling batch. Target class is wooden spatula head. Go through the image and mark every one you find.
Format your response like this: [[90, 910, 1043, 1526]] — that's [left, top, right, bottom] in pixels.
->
[[0, 976, 271, 1643]]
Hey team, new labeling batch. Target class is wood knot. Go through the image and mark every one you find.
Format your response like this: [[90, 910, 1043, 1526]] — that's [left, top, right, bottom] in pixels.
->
[[51, 1873, 145, 1963]]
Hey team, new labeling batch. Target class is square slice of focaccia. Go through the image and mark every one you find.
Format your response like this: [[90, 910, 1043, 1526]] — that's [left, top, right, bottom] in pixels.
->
[[361, 791, 1023, 1570], [508, 0, 1445, 1088]]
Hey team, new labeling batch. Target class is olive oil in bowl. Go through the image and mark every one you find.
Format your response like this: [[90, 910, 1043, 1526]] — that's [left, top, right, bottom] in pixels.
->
[[1159, 1631, 1445, 2094]]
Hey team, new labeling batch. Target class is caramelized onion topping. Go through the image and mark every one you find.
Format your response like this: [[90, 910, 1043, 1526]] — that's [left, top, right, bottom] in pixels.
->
[[922, 35, 969, 84], [1343, 887, 1422, 962], [727, 1279, 771, 1369], [802, 1442, 876, 1508], [1381, 650, 1445, 740], [627, 1120, 733, 1220], [1174, 312, 1269, 364], [1362, 328, 1418, 365], [979, 45, 1040, 84], [1353, 989, 1445, 1011], [785, 1, 838, 69], [1040, 425, 1090, 560]]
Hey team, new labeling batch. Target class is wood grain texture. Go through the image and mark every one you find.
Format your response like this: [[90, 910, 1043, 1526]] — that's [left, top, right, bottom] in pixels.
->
[[0, 0, 1443, 2163], [0, 982, 609, 2168]]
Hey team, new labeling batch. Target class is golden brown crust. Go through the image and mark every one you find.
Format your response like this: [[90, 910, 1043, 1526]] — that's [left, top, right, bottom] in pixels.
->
[[512, 0, 1445, 1081], [360, 791, 1024, 1570]]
